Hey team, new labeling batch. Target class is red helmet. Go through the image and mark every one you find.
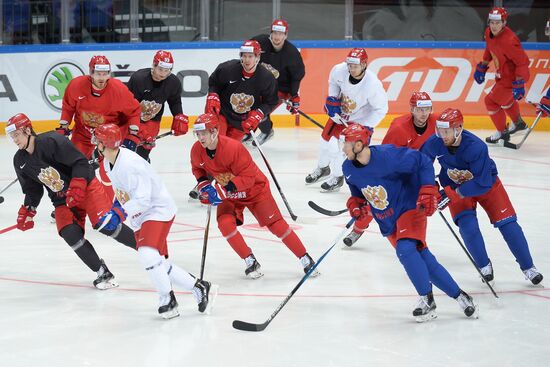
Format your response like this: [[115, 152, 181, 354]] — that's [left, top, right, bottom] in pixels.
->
[[89, 55, 111, 74], [153, 50, 174, 69], [436, 108, 463, 129], [5, 113, 32, 134], [94, 123, 121, 149], [193, 113, 219, 131], [409, 92, 432, 108], [271, 19, 289, 33], [341, 123, 373, 145], [488, 7, 508, 22], [240, 40, 261, 57], [346, 48, 368, 65]]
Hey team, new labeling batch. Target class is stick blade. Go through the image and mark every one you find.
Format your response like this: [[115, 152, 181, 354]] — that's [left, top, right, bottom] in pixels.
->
[[503, 141, 519, 149], [308, 201, 347, 216], [232, 320, 268, 332]]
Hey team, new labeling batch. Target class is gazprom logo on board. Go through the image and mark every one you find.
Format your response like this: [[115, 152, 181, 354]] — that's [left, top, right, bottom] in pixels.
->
[[42, 62, 85, 112]]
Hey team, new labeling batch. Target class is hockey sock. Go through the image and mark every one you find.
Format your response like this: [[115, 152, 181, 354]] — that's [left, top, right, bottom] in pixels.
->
[[112, 223, 137, 250], [317, 137, 332, 168], [485, 96, 507, 131], [498, 221, 534, 270], [218, 214, 252, 259], [328, 136, 344, 177], [395, 239, 432, 296], [457, 214, 490, 268], [162, 260, 196, 291], [60, 224, 102, 272], [420, 248, 461, 298], [503, 100, 521, 123], [138, 246, 172, 301], [268, 219, 307, 258]]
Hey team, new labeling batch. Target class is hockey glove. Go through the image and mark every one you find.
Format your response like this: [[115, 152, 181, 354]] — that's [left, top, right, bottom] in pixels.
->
[[346, 196, 370, 219], [197, 181, 227, 206], [16, 205, 36, 231], [286, 95, 300, 114], [96, 201, 127, 232], [537, 96, 550, 117], [242, 110, 264, 132], [122, 125, 141, 151], [55, 120, 72, 136], [512, 79, 525, 100], [473, 62, 489, 84], [416, 185, 439, 216], [171, 114, 189, 136], [66, 177, 88, 208], [324, 96, 342, 118], [205, 93, 221, 115]]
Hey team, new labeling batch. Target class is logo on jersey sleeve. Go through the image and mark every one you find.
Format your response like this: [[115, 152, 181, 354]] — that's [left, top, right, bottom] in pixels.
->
[[261, 62, 280, 79], [81, 111, 105, 128], [140, 100, 163, 121], [447, 168, 473, 185], [362, 185, 389, 210], [341, 95, 357, 114], [115, 188, 130, 204], [38, 167, 65, 192], [230, 93, 255, 114], [215, 172, 235, 186]]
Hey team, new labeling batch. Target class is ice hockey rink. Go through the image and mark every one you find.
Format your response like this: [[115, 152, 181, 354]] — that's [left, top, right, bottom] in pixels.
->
[[0, 126, 548, 367]]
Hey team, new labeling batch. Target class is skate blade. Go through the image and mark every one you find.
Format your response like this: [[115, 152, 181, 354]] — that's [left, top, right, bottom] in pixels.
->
[[414, 311, 437, 323], [307, 269, 321, 278], [205, 284, 219, 315], [94, 279, 119, 290], [320, 186, 342, 193], [160, 308, 180, 320], [482, 278, 495, 287], [246, 270, 264, 279]]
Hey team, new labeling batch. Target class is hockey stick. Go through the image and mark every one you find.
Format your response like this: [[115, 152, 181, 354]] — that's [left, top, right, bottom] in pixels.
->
[[283, 100, 324, 129], [0, 224, 17, 235], [232, 216, 356, 332], [250, 133, 298, 221], [503, 111, 543, 150], [438, 211, 499, 298], [308, 201, 347, 216], [199, 205, 212, 280], [0, 178, 19, 204]]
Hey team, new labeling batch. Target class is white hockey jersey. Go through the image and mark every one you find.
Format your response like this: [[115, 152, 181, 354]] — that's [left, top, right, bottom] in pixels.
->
[[328, 62, 388, 127], [103, 147, 177, 230]]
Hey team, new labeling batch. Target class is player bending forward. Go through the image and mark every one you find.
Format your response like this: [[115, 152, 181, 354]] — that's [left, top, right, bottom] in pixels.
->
[[94, 123, 216, 319], [190, 113, 319, 279], [341, 123, 477, 322]]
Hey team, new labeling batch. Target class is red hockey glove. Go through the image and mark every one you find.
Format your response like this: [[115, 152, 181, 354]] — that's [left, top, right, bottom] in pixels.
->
[[171, 114, 189, 136], [286, 95, 300, 114], [16, 205, 36, 231], [205, 93, 221, 115], [55, 120, 71, 136], [66, 177, 88, 208], [346, 196, 369, 218], [242, 110, 264, 132], [416, 185, 439, 216]]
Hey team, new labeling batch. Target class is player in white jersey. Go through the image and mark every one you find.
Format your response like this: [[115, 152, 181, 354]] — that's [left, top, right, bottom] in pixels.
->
[[93, 123, 217, 319], [305, 48, 388, 192]]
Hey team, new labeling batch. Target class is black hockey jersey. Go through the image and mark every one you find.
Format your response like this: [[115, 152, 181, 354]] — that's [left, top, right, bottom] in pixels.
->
[[127, 68, 183, 122], [208, 59, 278, 129], [251, 34, 305, 96], [13, 132, 94, 208]]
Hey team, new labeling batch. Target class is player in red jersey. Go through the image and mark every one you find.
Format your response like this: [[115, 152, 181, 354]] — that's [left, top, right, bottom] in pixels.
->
[[189, 113, 319, 279], [474, 7, 529, 144]]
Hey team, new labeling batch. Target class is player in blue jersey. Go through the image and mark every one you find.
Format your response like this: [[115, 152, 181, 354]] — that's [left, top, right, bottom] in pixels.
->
[[340, 123, 477, 322], [421, 108, 543, 285]]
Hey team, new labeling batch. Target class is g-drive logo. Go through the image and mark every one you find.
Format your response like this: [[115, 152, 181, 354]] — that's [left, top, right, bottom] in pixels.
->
[[42, 62, 85, 112]]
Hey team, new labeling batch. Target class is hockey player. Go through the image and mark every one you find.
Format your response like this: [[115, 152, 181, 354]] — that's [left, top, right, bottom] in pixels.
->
[[341, 123, 477, 322], [6, 113, 137, 289], [245, 19, 305, 145], [190, 113, 319, 279], [343, 92, 436, 247], [474, 7, 529, 144], [56, 55, 141, 159], [205, 40, 279, 141], [421, 108, 543, 285], [538, 87, 550, 117], [305, 48, 388, 192], [94, 123, 215, 319], [125, 50, 189, 162]]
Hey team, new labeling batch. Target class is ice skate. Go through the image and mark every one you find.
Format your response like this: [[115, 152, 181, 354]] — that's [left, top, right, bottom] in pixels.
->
[[507, 118, 527, 135], [413, 292, 437, 322], [158, 290, 179, 319], [192, 279, 218, 314], [523, 266, 543, 285], [320, 175, 344, 193], [93, 259, 118, 290], [456, 290, 478, 318], [245, 254, 264, 279], [343, 230, 363, 247], [300, 253, 320, 277], [485, 130, 510, 144], [253, 129, 274, 146], [480, 260, 494, 285], [305, 166, 330, 184]]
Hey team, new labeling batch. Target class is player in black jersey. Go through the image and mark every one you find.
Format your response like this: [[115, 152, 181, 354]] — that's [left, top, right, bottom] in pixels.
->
[[126, 50, 189, 162], [247, 19, 305, 145], [6, 113, 136, 289], [205, 39, 279, 142]]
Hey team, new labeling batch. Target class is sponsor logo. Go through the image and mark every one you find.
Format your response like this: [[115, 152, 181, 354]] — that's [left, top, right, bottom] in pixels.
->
[[345, 175, 351, 179], [436, 154, 444, 159], [399, 229, 407, 233], [501, 208, 508, 213], [19, 163, 26, 169], [229, 80, 238, 84], [42, 62, 85, 112]]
